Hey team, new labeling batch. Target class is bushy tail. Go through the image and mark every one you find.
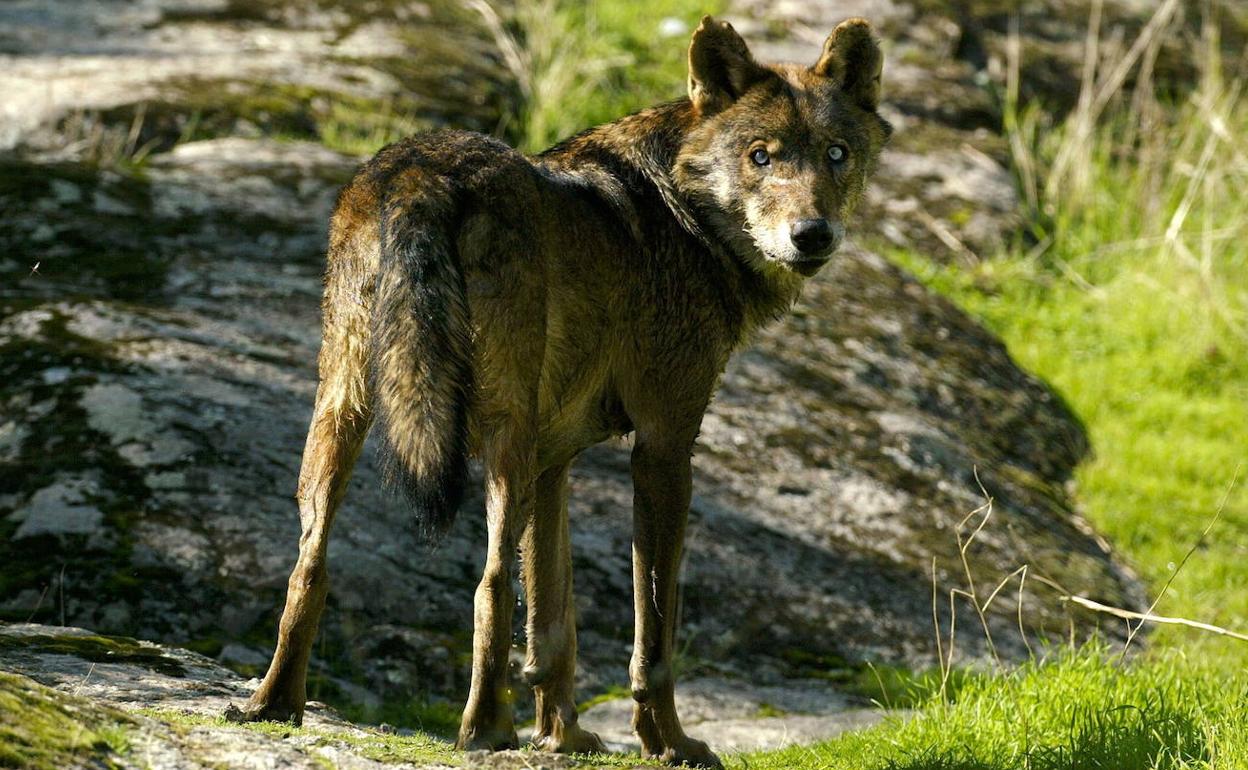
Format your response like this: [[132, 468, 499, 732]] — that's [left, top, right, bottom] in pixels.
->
[[370, 172, 472, 538]]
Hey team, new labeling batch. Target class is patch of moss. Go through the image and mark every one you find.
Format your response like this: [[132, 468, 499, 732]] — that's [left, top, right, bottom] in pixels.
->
[[181, 637, 226, 659], [0, 671, 132, 770], [841, 663, 974, 710], [157, 0, 282, 23], [0, 632, 188, 677], [754, 702, 787, 719], [778, 647, 857, 680]]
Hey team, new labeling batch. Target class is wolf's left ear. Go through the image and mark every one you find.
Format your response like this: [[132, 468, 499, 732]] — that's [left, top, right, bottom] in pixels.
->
[[688, 16, 768, 117], [813, 18, 883, 110]]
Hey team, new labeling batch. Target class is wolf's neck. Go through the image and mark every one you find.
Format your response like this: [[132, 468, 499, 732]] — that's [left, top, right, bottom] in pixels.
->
[[541, 100, 807, 335], [603, 102, 808, 333]]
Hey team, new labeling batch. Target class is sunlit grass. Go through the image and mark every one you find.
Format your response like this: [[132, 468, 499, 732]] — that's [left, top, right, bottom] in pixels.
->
[[463, 0, 720, 152], [736, 647, 1248, 770]]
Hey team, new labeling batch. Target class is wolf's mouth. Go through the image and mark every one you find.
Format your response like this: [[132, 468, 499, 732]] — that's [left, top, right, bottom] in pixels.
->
[[782, 256, 830, 276]]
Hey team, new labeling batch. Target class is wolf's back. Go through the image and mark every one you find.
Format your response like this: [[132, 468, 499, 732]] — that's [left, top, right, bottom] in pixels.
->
[[370, 162, 473, 538]]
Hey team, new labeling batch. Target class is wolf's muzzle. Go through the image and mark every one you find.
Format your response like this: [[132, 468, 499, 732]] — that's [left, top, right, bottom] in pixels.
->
[[790, 218, 835, 255], [784, 219, 844, 275]]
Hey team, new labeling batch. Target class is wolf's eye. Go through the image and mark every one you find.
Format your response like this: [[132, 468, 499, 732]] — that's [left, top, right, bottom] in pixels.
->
[[827, 144, 848, 164], [749, 147, 770, 166]]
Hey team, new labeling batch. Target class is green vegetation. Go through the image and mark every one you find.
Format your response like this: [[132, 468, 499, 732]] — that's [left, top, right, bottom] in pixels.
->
[[892, 2, 1247, 659], [739, 648, 1248, 770], [576, 684, 633, 713], [387, 0, 721, 153], [0, 672, 131, 770], [506, 0, 721, 152], [335, 694, 463, 739]]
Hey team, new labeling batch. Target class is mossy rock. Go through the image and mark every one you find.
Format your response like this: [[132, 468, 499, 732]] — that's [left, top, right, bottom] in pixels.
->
[[0, 671, 133, 770], [0, 632, 187, 677]]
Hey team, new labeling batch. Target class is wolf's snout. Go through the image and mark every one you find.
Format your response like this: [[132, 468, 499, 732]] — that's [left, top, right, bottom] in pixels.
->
[[790, 218, 835, 255]]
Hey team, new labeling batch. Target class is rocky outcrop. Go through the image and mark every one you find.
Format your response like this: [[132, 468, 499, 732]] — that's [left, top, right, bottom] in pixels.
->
[[1, 0, 1151, 737], [0, 622, 485, 769], [0, 622, 885, 767]]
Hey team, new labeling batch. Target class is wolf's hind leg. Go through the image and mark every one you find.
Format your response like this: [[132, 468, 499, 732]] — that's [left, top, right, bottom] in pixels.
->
[[521, 462, 607, 754], [226, 323, 372, 725]]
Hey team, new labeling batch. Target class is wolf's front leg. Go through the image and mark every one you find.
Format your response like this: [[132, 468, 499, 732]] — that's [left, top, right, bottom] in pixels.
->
[[628, 435, 723, 770], [456, 425, 533, 751]]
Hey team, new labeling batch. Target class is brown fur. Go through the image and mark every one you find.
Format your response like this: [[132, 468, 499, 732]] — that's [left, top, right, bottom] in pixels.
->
[[225, 16, 890, 769]]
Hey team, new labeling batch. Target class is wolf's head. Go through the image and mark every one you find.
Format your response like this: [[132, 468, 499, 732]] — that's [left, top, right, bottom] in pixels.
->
[[674, 16, 891, 277]]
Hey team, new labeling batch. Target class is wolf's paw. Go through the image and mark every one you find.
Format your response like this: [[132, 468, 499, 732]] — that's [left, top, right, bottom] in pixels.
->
[[651, 736, 722, 770], [456, 725, 520, 752], [222, 699, 303, 726], [532, 723, 607, 754]]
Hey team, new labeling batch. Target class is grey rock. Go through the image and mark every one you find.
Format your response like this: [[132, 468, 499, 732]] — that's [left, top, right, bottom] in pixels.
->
[[0, 625, 454, 769], [0, 420, 28, 458], [81, 382, 149, 444], [11, 475, 106, 539], [0, 0, 404, 153]]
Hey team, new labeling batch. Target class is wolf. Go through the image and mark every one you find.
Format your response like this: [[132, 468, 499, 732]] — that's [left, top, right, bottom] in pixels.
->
[[224, 15, 890, 768]]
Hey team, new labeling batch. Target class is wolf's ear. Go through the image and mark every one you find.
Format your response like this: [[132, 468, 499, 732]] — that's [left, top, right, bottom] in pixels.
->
[[688, 16, 768, 117], [813, 18, 883, 110]]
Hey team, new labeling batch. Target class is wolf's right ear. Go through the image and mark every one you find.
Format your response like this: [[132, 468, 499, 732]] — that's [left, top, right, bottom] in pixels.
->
[[688, 16, 768, 117]]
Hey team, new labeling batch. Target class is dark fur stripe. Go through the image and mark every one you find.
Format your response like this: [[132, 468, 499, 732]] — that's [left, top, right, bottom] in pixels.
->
[[370, 171, 472, 538]]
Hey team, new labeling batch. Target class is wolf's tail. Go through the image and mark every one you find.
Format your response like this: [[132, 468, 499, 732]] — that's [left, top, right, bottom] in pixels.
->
[[370, 171, 472, 537]]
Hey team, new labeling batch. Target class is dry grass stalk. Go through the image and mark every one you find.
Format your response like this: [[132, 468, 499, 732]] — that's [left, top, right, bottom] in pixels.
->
[[1061, 595, 1248, 643]]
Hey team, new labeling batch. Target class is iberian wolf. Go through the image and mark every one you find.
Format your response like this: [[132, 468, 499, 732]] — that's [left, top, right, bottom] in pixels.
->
[[226, 16, 890, 769]]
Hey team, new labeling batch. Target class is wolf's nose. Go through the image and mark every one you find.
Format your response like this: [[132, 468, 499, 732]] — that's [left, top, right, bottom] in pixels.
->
[[790, 218, 833, 255]]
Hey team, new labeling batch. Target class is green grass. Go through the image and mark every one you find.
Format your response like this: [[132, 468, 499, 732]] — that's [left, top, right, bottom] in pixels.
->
[[461, 0, 722, 153], [334, 694, 463, 739], [533, 0, 721, 148], [738, 647, 1248, 770], [890, 242, 1248, 656]]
